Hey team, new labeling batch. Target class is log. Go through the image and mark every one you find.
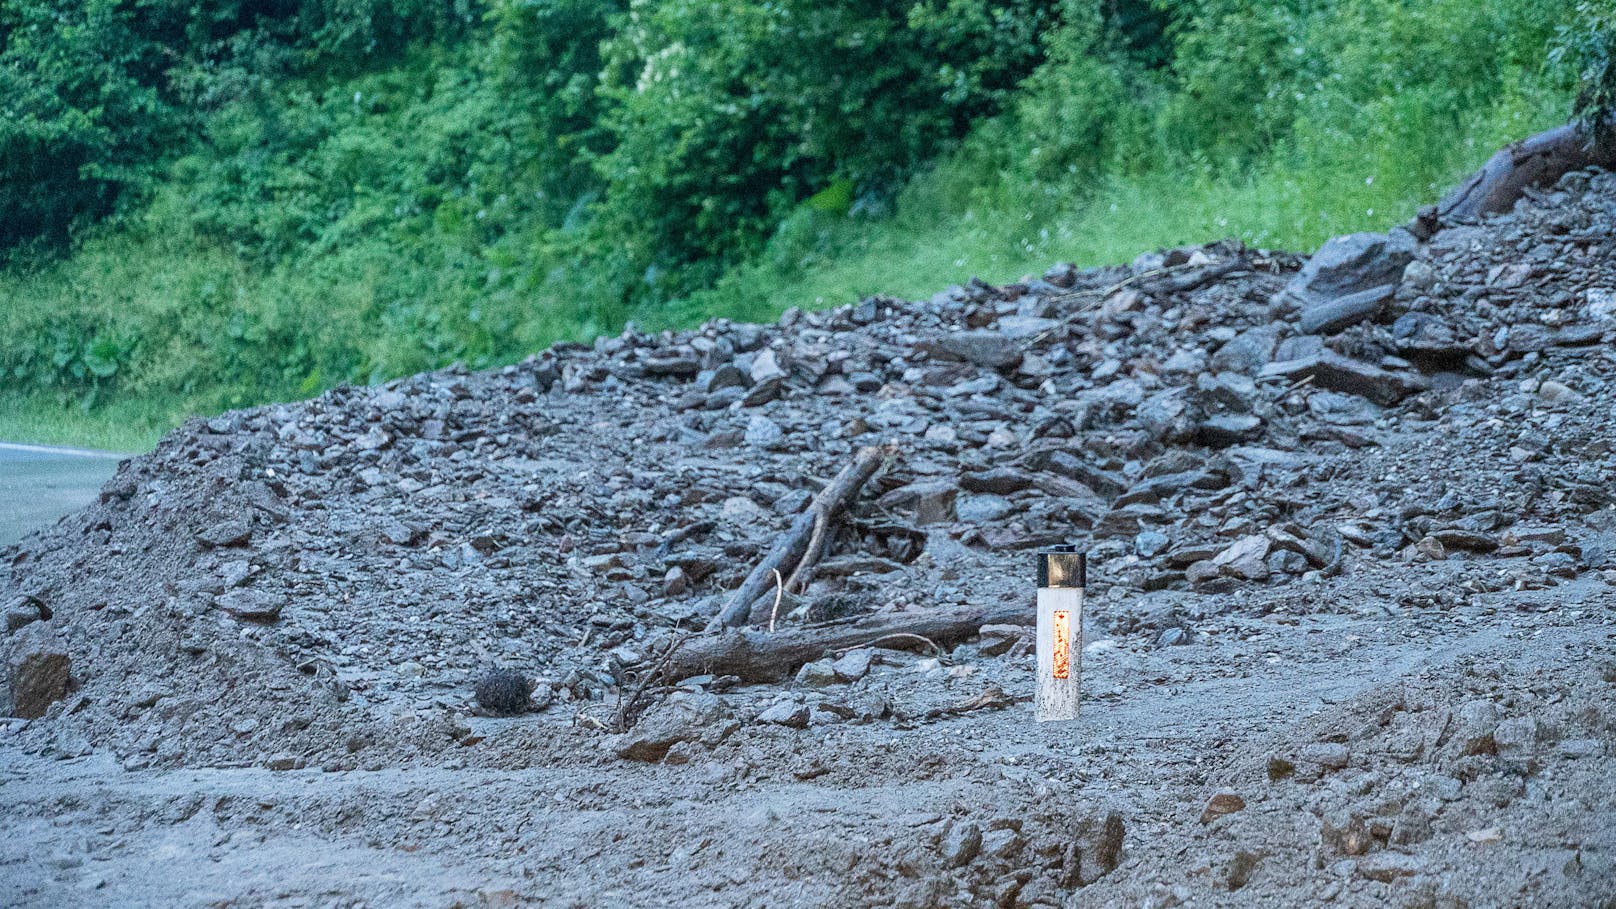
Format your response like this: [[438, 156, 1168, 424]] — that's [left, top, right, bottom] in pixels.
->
[[1437, 119, 1616, 222], [706, 445, 890, 631], [671, 599, 1034, 682]]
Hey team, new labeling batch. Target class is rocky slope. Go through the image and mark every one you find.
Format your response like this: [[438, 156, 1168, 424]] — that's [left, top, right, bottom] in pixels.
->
[[1, 169, 1614, 908]]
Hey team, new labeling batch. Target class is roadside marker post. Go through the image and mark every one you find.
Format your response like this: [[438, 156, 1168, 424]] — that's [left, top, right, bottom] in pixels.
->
[[1035, 547, 1085, 722]]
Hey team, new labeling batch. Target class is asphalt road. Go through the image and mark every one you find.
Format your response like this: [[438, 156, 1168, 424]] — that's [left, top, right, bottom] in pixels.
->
[[0, 443, 126, 546]]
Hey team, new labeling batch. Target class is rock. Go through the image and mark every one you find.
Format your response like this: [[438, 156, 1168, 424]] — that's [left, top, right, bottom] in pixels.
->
[[663, 566, 689, 597], [878, 480, 958, 525], [214, 589, 282, 623], [1356, 852, 1428, 883], [1197, 413, 1263, 447], [1227, 850, 1262, 890], [956, 494, 1014, 524], [614, 692, 731, 761], [749, 349, 787, 384], [981, 827, 1024, 860], [744, 415, 785, 447], [832, 649, 875, 683], [756, 701, 810, 728], [1073, 811, 1126, 885], [4, 623, 71, 720], [959, 468, 1033, 494], [1200, 788, 1246, 824], [196, 516, 252, 548], [1300, 741, 1350, 770], [1259, 350, 1429, 406], [977, 624, 1025, 657], [1492, 716, 1539, 760], [1284, 231, 1416, 308], [795, 659, 839, 688], [3, 595, 48, 633], [1212, 535, 1271, 581], [1298, 284, 1394, 334], [942, 821, 983, 868], [923, 331, 1022, 370], [1134, 530, 1170, 558]]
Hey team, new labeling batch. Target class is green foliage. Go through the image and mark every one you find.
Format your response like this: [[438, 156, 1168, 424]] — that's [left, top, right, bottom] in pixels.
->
[[0, 0, 1595, 447], [587, 0, 1057, 296], [1554, 1, 1616, 142]]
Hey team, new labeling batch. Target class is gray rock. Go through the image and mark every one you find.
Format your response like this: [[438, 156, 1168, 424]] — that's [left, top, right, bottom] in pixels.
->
[[941, 821, 983, 868], [214, 589, 282, 623], [878, 480, 958, 525], [3, 595, 47, 633], [923, 331, 1022, 370], [956, 494, 1014, 524], [959, 468, 1033, 494], [1197, 413, 1262, 447], [1298, 283, 1395, 334], [749, 349, 787, 384], [756, 701, 810, 728], [1212, 534, 1271, 581], [4, 623, 71, 720], [1284, 231, 1416, 308], [196, 516, 252, 548], [614, 692, 731, 761], [1259, 350, 1429, 406], [1300, 741, 1350, 770], [831, 648, 875, 683], [1134, 530, 1170, 558], [795, 659, 839, 688], [976, 624, 1025, 657], [744, 415, 785, 447]]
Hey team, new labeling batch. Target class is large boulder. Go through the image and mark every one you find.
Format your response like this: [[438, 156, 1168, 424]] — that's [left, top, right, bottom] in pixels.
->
[[4, 623, 72, 720]]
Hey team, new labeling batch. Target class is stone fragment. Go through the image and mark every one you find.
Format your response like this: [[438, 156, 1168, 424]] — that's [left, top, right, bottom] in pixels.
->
[[214, 589, 282, 623], [976, 624, 1025, 657], [878, 480, 958, 525], [1299, 284, 1394, 334], [613, 693, 731, 762], [795, 660, 839, 688], [196, 516, 252, 548], [1213, 535, 1271, 581], [831, 649, 875, 683], [1300, 742, 1350, 770], [756, 701, 810, 728], [1284, 231, 1416, 308], [956, 494, 1013, 524], [3, 623, 71, 719], [1259, 350, 1429, 406], [942, 822, 983, 868], [1200, 788, 1246, 824], [922, 332, 1022, 370]]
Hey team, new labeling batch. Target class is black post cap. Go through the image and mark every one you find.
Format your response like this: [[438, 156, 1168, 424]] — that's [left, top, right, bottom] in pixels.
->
[[1037, 548, 1087, 588]]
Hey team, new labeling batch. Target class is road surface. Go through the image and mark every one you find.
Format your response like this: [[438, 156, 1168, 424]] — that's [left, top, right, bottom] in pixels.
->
[[0, 443, 125, 546]]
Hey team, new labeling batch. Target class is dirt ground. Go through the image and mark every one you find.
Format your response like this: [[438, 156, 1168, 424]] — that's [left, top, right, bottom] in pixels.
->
[[3, 170, 1615, 908]]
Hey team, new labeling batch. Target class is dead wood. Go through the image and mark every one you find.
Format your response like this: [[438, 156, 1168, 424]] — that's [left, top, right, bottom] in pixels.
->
[[673, 598, 1032, 682], [706, 445, 890, 631], [1438, 119, 1616, 222]]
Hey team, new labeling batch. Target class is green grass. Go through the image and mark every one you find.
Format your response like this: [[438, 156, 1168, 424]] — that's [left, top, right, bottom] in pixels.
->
[[0, 395, 169, 453]]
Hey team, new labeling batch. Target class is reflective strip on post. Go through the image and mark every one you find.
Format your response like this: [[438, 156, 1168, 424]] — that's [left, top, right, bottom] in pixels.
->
[[1036, 548, 1084, 722]]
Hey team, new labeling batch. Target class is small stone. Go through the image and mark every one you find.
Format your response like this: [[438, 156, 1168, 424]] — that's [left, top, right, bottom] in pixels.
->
[[1213, 534, 1271, 581], [956, 494, 1014, 524], [924, 332, 1022, 370], [663, 566, 689, 597], [214, 589, 282, 623], [1134, 530, 1170, 558], [941, 821, 983, 868], [977, 624, 1025, 657], [1356, 852, 1427, 883], [1200, 788, 1246, 824], [1300, 741, 1350, 770], [749, 349, 787, 384], [196, 516, 252, 548], [3, 624, 71, 719], [744, 415, 785, 447], [831, 649, 875, 683], [795, 659, 839, 688], [756, 701, 810, 728]]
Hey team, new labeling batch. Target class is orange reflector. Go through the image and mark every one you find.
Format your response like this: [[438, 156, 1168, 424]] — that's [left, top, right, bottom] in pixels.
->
[[1051, 610, 1071, 679]]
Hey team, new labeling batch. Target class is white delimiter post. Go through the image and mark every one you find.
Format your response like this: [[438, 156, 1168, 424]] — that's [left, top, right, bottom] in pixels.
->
[[1035, 547, 1085, 722]]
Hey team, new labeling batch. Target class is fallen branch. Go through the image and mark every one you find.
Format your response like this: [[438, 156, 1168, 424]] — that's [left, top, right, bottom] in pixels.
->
[[674, 598, 1032, 682], [706, 445, 891, 631]]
